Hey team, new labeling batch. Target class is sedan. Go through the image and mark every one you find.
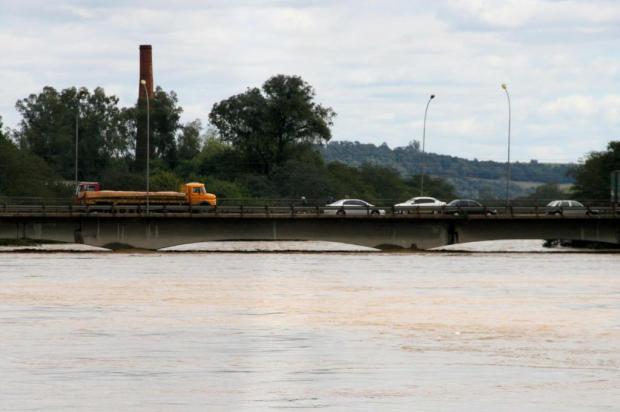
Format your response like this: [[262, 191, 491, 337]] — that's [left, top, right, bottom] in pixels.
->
[[546, 200, 597, 216], [444, 199, 497, 216], [394, 196, 446, 214], [324, 199, 386, 216]]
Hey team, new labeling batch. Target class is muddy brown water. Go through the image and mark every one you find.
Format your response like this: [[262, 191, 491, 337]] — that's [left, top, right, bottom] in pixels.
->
[[1, 248, 619, 410]]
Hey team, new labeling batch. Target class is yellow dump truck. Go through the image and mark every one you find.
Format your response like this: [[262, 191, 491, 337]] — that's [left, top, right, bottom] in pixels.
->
[[75, 182, 217, 206]]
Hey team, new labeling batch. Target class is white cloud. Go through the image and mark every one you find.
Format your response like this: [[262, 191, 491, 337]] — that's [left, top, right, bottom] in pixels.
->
[[448, 0, 620, 29], [540, 95, 597, 116], [1, 0, 619, 162]]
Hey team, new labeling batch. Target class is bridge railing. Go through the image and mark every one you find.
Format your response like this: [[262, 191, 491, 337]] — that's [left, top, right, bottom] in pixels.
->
[[0, 196, 73, 206], [0, 197, 618, 217]]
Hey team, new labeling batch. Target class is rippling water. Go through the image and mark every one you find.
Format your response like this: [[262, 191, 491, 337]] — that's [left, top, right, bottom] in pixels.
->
[[1, 249, 619, 411]]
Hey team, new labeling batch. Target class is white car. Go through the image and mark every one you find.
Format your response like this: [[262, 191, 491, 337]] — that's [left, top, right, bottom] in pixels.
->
[[394, 196, 446, 214], [324, 199, 386, 216]]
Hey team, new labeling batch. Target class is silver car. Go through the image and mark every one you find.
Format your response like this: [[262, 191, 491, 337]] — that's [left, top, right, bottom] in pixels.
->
[[394, 196, 446, 214], [324, 199, 386, 216], [546, 200, 597, 216]]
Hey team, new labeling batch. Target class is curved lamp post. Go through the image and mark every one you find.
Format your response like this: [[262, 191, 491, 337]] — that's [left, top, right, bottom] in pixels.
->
[[420, 94, 435, 196], [501, 83, 511, 208], [140, 79, 150, 214], [75, 99, 79, 187]]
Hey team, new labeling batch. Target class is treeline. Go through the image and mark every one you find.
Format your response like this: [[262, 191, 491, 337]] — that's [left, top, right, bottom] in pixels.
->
[[321, 141, 575, 198], [570, 141, 620, 200], [1, 75, 617, 203], [0, 76, 457, 203], [321, 141, 574, 183]]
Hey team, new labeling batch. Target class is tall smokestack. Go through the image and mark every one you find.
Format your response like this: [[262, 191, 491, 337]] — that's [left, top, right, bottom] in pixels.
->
[[139, 45, 154, 98], [136, 45, 153, 171]]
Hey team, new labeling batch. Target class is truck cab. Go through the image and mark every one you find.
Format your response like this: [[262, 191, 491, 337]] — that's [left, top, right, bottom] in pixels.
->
[[74, 182, 101, 204], [182, 182, 217, 206], [75, 182, 101, 195]]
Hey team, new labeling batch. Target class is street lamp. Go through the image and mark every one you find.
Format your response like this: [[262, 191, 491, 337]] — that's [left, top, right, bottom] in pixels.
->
[[140, 79, 150, 214], [420, 94, 435, 196], [75, 98, 79, 187], [501, 83, 511, 208]]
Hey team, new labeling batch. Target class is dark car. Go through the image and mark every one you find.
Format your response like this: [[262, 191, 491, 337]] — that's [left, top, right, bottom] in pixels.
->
[[444, 199, 497, 216]]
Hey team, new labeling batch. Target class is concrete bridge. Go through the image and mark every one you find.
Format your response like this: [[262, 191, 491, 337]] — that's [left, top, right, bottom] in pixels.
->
[[1, 212, 619, 250]]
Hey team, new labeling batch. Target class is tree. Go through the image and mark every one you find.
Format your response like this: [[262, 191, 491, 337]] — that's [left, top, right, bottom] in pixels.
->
[[209, 75, 336, 174], [0, 135, 65, 197], [14, 86, 129, 181], [149, 169, 181, 191], [151, 87, 182, 168], [78, 87, 130, 179], [271, 152, 330, 200], [407, 140, 421, 152], [520, 182, 567, 204], [125, 87, 183, 170], [15, 87, 76, 178], [326, 161, 374, 200], [178, 119, 202, 162], [405, 175, 457, 201], [570, 141, 620, 200], [0, 115, 6, 142], [192, 136, 243, 180], [359, 163, 410, 202]]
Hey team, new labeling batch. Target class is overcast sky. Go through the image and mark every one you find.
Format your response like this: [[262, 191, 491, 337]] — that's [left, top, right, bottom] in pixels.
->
[[1, 0, 619, 162]]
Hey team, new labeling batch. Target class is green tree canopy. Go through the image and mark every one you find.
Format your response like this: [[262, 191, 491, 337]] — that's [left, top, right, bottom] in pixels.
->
[[177, 119, 202, 162], [3, 78, 470, 203], [0, 135, 67, 197], [124, 86, 183, 170], [209, 74, 336, 174], [151, 88, 182, 168], [570, 141, 620, 200], [14, 86, 129, 180], [519, 182, 567, 203], [404, 175, 457, 202], [0, 115, 7, 143]]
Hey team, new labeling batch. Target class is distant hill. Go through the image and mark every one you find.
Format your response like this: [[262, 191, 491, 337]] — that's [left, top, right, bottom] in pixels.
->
[[319, 141, 574, 198]]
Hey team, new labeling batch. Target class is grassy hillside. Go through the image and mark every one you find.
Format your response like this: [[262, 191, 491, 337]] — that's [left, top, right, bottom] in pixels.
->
[[320, 141, 574, 199]]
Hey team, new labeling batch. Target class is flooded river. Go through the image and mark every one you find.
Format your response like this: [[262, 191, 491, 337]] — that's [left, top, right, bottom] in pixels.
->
[[1, 246, 619, 410]]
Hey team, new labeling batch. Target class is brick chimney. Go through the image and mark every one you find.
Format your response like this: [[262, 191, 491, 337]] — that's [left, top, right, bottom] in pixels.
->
[[136, 45, 153, 171], [138, 45, 154, 98]]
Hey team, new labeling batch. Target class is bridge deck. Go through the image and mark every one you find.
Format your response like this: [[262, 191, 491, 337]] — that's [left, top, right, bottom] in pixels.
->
[[2, 205, 618, 250]]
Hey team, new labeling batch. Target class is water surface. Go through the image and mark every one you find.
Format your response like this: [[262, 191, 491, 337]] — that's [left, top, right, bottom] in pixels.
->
[[1, 251, 618, 411]]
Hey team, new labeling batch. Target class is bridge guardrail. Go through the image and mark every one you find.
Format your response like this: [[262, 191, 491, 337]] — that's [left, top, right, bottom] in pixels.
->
[[0, 203, 619, 218]]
